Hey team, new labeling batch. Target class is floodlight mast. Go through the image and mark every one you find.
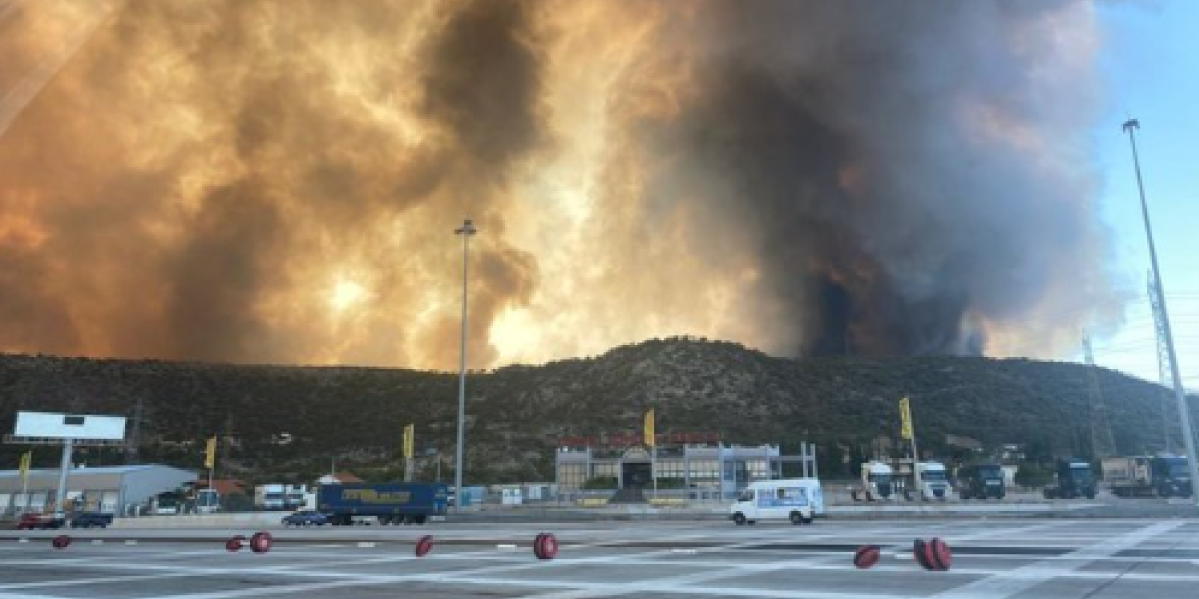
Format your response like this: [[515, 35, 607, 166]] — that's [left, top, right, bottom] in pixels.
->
[[453, 218, 476, 512], [1122, 118, 1199, 508]]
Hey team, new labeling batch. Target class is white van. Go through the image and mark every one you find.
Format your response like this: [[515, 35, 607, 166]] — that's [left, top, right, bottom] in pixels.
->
[[729, 478, 823, 526]]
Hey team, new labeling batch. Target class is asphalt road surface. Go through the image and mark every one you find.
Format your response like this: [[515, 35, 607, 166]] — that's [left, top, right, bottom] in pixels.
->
[[2, 518, 1198, 598]]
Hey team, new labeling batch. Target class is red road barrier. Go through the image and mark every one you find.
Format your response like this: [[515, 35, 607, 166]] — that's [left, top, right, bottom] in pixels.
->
[[853, 545, 880, 569], [913, 538, 952, 571], [926, 537, 952, 571], [913, 539, 933, 571], [51, 535, 71, 550], [249, 531, 272, 554], [415, 535, 434, 557], [533, 533, 559, 560]]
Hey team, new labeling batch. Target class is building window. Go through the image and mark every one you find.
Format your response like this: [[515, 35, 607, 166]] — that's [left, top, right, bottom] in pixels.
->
[[557, 463, 588, 490], [591, 462, 618, 478]]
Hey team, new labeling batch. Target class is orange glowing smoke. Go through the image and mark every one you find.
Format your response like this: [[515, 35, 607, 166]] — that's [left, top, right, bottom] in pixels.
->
[[0, 0, 1120, 368]]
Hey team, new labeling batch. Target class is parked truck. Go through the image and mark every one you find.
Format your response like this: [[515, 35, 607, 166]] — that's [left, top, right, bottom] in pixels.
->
[[283, 484, 309, 510], [914, 461, 953, 501], [851, 462, 895, 501], [956, 464, 1006, 500], [317, 482, 449, 525], [1042, 459, 1096, 500], [254, 484, 286, 511], [1102, 455, 1193, 498]]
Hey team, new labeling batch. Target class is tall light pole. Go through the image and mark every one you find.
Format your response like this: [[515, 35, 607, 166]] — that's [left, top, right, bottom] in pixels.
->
[[453, 218, 476, 512], [1122, 118, 1199, 507]]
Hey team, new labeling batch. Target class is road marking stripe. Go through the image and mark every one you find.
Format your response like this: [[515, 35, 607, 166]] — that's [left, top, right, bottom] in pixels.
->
[[929, 521, 1181, 599]]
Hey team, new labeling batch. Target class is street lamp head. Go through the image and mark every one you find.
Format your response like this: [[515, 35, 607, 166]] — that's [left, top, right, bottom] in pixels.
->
[[1122, 118, 1140, 133], [455, 219, 477, 236]]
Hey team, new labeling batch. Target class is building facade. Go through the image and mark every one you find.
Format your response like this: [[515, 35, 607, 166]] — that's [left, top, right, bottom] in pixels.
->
[[0, 464, 197, 516], [556, 442, 817, 500]]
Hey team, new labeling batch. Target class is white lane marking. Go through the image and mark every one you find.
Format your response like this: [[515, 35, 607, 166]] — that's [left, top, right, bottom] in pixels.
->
[[929, 521, 1182, 599], [0, 572, 198, 590]]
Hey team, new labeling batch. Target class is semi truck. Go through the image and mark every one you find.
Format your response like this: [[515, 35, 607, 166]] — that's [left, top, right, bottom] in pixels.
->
[[254, 484, 286, 510], [1042, 459, 1096, 499], [956, 464, 1006, 500], [851, 462, 895, 501], [1102, 455, 1193, 498], [317, 482, 449, 525], [914, 461, 953, 501]]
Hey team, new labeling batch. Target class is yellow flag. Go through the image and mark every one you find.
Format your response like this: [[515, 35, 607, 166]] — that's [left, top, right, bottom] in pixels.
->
[[900, 397, 913, 440], [18, 451, 31, 483], [403, 424, 415, 459], [644, 409, 655, 447], [204, 436, 217, 469]]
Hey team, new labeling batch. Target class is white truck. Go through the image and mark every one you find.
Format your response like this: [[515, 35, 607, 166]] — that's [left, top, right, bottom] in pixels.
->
[[254, 484, 286, 511], [915, 461, 953, 501], [851, 462, 895, 501], [283, 484, 310, 510], [729, 478, 822, 526]]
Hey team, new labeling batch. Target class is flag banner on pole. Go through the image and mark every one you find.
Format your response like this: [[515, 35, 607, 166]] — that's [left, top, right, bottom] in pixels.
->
[[900, 397, 913, 440], [644, 409, 655, 447], [403, 424, 415, 458], [19, 451, 31, 482], [204, 436, 217, 469]]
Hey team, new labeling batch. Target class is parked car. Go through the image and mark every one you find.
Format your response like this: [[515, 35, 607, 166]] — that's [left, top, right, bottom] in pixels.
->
[[16, 513, 65, 530], [281, 510, 329, 526], [70, 512, 114, 529]]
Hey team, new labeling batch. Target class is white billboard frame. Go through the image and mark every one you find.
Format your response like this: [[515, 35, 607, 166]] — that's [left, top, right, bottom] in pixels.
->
[[12, 411, 126, 441]]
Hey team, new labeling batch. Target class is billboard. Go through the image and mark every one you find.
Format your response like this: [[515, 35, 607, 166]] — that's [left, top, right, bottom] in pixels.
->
[[13, 411, 126, 441]]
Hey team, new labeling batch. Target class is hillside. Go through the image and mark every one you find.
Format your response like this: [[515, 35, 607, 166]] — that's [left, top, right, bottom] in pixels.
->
[[1, 338, 1193, 485]]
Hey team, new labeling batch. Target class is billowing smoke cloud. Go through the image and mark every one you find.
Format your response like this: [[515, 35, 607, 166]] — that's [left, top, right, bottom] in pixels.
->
[[0, 0, 1118, 368]]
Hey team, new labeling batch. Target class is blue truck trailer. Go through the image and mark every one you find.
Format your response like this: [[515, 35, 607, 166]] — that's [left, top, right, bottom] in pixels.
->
[[317, 483, 449, 525]]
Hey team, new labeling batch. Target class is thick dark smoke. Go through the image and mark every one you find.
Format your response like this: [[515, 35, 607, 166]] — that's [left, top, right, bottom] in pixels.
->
[[0, 0, 1118, 367]]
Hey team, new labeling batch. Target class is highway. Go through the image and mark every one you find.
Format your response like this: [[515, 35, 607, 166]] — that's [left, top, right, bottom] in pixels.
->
[[1, 518, 1198, 598]]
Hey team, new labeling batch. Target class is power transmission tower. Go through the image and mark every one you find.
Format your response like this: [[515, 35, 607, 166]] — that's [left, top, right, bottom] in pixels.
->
[[1082, 335, 1117, 459], [1149, 271, 1176, 453]]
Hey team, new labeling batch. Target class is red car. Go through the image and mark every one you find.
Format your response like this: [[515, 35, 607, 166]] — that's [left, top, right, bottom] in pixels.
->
[[15, 513, 65, 530]]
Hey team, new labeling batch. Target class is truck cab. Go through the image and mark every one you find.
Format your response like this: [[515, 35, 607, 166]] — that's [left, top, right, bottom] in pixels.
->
[[957, 464, 1006, 500], [916, 461, 952, 500], [1043, 459, 1096, 499], [729, 479, 821, 526], [1150, 456, 1192, 498], [854, 462, 895, 501]]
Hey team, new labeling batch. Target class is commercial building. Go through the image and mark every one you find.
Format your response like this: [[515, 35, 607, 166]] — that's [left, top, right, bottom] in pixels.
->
[[556, 438, 817, 500], [0, 464, 197, 517]]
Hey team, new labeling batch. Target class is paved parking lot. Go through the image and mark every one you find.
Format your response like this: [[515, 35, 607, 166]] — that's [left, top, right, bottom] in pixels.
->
[[2, 519, 1198, 598]]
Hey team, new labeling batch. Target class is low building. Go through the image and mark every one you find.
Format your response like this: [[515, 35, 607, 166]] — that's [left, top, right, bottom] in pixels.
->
[[0, 464, 197, 516], [556, 441, 818, 500]]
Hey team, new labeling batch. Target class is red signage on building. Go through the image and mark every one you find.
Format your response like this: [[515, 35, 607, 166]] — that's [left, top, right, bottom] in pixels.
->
[[558, 431, 721, 448]]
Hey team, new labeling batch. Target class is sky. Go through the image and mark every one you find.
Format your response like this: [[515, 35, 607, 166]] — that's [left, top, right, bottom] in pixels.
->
[[1088, 0, 1199, 388]]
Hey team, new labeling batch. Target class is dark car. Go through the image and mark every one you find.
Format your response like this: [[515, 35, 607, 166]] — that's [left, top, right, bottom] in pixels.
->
[[70, 512, 114, 529], [281, 510, 329, 526], [16, 513, 65, 530]]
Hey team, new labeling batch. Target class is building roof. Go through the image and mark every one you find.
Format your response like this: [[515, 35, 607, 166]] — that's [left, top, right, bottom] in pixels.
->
[[199, 478, 249, 495], [316, 471, 363, 484], [0, 464, 196, 478]]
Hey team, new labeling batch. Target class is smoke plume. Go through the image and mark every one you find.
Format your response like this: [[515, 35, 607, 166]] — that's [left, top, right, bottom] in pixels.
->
[[0, 0, 1118, 368]]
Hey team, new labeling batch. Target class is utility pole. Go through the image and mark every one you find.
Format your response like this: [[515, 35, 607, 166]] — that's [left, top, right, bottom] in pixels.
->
[[1149, 271, 1176, 453], [126, 395, 143, 464], [453, 218, 476, 512], [1122, 118, 1199, 507], [1082, 334, 1116, 458]]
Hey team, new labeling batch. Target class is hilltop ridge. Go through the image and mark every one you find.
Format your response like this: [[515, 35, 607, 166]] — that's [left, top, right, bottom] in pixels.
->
[[1, 338, 1190, 484]]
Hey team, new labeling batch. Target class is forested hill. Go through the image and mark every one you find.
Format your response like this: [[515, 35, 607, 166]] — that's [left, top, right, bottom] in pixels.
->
[[1, 338, 1191, 484]]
